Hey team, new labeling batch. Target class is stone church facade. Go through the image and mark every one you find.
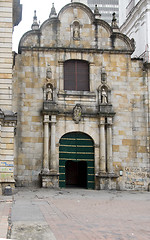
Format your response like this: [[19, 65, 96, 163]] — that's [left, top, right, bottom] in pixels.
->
[[13, 2, 150, 190]]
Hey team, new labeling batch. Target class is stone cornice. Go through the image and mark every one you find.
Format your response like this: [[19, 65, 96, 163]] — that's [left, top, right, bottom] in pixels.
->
[[19, 46, 134, 55], [0, 110, 17, 123]]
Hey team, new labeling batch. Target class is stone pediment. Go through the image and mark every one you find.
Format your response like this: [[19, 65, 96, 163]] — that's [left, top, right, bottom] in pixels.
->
[[18, 2, 135, 55]]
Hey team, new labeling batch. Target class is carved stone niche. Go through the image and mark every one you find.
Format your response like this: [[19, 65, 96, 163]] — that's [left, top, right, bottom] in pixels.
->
[[98, 84, 111, 105], [98, 84, 114, 114], [43, 83, 53, 101], [71, 20, 82, 40]]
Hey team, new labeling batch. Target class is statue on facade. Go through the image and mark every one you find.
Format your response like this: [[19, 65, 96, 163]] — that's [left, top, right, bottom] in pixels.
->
[[73, 104, 82, 124], [73, 22, 80, 39], [46, 84, 53, 101], [101, 88, 107, 104]]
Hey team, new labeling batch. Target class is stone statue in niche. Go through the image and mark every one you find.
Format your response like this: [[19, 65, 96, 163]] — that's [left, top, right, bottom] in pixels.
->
[[46, 84, 53, 101], [73, 22, 80, 39], [73, 104, 82, 124], [46, 64, 52, 80], [101, 88, 107, 104]]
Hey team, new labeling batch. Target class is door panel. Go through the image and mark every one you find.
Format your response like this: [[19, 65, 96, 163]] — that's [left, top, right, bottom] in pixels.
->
[[59, 132, 94, 189]]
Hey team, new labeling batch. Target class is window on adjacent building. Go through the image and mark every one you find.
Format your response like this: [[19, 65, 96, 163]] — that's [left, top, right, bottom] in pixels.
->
[[64, 60, 89, 91]]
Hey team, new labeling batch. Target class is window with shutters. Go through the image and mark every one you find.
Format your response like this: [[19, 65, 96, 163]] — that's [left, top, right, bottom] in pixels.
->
[[64, 60, 89, 91]]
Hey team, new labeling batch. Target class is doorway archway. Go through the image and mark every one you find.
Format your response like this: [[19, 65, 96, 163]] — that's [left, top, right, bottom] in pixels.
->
[[59, 132, 95, 189]]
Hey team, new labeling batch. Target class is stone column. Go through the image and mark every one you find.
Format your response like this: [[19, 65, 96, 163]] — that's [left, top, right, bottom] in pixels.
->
[[99, 117, 106, 172], [43, 115, 50, 171], [107, 117, 113, 173], [89, 63, 94, 92], [50, 115, 57, 171], [59, 61, 64, 91]]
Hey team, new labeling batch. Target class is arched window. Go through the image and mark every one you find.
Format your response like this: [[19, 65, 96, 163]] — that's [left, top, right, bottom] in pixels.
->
[[64, 60, 89, 91]]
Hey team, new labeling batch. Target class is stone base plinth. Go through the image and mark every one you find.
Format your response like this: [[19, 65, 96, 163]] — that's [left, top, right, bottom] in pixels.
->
[[96, 172, 119, 190], [0, 181, 15, 195], [40, 170, 59, 188]]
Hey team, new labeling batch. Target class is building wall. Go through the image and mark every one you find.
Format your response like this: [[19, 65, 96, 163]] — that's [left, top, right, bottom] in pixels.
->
[[120, 0, 150, 62], [13, 2, 150, 190], [87, 0, 119, 25], [0, 0, 21, 194], [0, 0, 13, 110]]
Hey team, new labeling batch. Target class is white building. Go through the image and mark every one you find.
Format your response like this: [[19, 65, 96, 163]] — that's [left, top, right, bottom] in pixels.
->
[[120, 0, 150, 62], [72, 0, 119, 25]]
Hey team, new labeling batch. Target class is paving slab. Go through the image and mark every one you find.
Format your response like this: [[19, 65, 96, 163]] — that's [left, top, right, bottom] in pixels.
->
[[0, 195, 12, 239], [10, 188, 150, 240]]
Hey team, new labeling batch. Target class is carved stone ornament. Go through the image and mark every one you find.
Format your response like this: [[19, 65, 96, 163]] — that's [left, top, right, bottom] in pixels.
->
[[46, 64, 52, 80], [101, 67, 107, 84], [73, 104, 82, 124]]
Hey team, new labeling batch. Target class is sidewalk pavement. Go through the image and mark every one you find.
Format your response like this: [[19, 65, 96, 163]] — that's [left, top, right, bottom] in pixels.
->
[[0, 194, 12, 239], [0, 188, 150, 240]]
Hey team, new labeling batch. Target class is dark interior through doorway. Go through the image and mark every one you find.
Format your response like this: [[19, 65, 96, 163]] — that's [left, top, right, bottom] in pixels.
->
[[65, 161, 87, 188]]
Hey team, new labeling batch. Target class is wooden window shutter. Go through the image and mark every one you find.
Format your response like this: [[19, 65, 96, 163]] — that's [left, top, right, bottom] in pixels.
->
[[64, 60, 89, 91]]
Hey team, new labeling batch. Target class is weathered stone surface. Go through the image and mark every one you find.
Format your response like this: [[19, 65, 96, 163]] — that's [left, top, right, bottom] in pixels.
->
[[12, 2, 150, 190]]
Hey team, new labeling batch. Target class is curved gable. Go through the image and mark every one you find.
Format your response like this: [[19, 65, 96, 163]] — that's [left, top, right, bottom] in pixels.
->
[[111, 32, 135, 52], [19, 30, 40, 52], [18, 2, 135, 54], [58, 3, 94, 23]]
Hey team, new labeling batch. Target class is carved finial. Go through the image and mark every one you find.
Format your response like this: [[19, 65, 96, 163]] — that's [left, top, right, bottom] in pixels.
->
[[94, 5, 99, 14], [131, 38, 136, 51], [111, 12, 119, 30], [31, 10, 39, 30], [49, 3, 57, 18], [94, 5, 101, 19]]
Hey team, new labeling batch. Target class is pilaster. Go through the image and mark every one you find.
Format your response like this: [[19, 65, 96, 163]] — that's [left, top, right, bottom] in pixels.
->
[[43, 115, 50, 171], [107, 117, 113, 173], [99, 117, 106, 172], [50, 115, 57, 171]]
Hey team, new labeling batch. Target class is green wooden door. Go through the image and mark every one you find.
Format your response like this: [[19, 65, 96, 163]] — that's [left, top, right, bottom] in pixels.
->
[[59, 132, 95, 189]]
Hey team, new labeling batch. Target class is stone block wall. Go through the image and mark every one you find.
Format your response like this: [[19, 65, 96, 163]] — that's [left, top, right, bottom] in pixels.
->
[[12, 2, 150, 190], [0, 0, 13, 110], [13, 50, 150, 190]]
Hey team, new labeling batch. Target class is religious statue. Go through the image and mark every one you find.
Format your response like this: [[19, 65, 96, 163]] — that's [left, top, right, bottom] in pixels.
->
[[73, 22, 80, 39], [46, 84, 53, 101], [101, 88, 107, 104]]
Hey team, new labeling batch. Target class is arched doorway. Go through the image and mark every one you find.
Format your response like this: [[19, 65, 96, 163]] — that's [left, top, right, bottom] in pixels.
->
[[59, 132, 95, 189]]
